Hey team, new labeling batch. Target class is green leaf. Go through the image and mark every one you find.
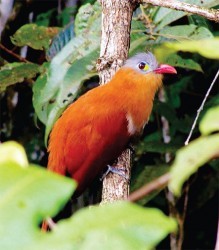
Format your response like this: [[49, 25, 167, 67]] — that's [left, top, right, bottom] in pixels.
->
[[32, 62, 50, 124], [11, 24, 60, 50], [154, 102, 178, 124], [158, 24, 213, 41], [199, 106, 219, 135], [0, 142, 176, 250], [0, 142, 76, 250], [131, 165, 170, 204], [153, 0, 219, 31], [136, 141, 180, 155], [75, 2, 101, 36], [0, 141, 28, 167], [129, 18, 149, 55], [33, 2, 101, 144], [164, 38, 219, 59], [35, 9, 57, 27], [169, 134, 219, 196], [46, 22, 75, 60], [160, 52, 203, 72], [34, 202, 177, 250], [166, 76, 192, 108], [0, 62, 40, 93]]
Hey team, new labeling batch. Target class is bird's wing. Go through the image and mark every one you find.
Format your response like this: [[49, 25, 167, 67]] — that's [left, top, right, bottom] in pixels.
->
[[48, 91, 130, 195]]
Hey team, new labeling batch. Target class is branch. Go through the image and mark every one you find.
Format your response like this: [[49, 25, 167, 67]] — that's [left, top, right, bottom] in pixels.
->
[[0, 43, 29, 63], [128, 173, 170, 202], [140, 0, 219, 23]]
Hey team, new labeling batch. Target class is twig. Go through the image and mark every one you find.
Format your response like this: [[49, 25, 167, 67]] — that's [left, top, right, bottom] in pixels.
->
[[128, 173, 170, 202], [0, 43, 29, 63], [139, 5, 155, 38], [185, 68, 219, 145], [140, 0, 219, 23]]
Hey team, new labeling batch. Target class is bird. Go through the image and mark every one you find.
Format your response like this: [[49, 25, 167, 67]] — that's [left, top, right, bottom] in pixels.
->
[[47, 52, 177, 197]]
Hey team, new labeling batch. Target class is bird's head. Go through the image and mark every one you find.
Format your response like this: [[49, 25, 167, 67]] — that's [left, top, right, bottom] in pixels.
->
[[124, 52, 177, 75]]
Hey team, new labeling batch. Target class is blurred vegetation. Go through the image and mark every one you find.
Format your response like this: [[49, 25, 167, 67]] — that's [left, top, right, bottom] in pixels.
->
[[0, 0, 219, 249]]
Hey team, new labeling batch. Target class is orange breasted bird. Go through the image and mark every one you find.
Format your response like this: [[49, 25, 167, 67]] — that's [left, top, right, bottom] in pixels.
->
[[47, 52, 176, 197]]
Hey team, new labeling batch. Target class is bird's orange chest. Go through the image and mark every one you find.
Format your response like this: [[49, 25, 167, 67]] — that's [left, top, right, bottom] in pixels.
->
[[109, 68, 163, 135]]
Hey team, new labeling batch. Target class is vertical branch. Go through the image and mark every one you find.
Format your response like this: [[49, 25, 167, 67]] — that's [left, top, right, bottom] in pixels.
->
[[97, 0, 136, 203]]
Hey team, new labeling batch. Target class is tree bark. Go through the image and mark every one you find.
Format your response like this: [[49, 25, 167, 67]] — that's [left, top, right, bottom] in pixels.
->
[[97, 0, 136, 203]]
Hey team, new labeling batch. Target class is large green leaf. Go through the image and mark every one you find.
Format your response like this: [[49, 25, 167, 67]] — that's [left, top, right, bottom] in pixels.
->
[[1, 142, 176, 250], [199, 106, 219, 135], [46, 22, 75, 60], [11, 24, 60, 50], [163, 38, 219, 59], [33, 202, 177, 250], [169, 134, 219, 196], [33, 2, 101, 144], [0, 62, 40, 93], [74, 2, 101, 36], [0, 142, 76, 250]]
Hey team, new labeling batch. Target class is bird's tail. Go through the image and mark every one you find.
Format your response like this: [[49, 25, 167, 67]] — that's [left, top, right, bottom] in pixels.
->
[[41, 217, 55, 232]]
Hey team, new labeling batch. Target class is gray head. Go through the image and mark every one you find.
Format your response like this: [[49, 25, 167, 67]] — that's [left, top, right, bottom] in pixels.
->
[[123, 52, 177, 75], [123, 52, 159, 74]]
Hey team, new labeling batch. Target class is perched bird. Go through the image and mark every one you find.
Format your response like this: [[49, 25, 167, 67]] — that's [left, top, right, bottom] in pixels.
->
[[47, 52, 176, 197]]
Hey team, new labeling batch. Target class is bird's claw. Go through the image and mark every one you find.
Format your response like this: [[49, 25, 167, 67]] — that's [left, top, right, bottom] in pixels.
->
[[100, 165, 129, 181]]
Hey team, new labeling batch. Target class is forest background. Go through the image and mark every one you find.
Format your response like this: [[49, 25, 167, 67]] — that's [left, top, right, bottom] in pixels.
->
[[0, 0, 219, 249]]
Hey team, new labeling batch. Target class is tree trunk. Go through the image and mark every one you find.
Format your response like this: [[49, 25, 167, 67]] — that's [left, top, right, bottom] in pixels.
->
[[96, 0, 136, 203]]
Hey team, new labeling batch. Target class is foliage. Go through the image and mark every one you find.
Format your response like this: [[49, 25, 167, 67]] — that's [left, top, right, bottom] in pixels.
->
[[11, 24, 60, 51], [0, 142, 176, 250], [33, 2, 101, 143], [0, 62, 40, 93], [1, 0, 219, 249], [169, 105, 219, 196], [156, 37, 219, 60]]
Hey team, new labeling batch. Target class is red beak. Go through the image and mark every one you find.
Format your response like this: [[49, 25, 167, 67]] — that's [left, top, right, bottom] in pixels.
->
[[154, 64, 177, 74]]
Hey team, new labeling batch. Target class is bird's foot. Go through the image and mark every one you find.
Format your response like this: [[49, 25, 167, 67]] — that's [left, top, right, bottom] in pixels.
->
[[100, 165, 129, 181]]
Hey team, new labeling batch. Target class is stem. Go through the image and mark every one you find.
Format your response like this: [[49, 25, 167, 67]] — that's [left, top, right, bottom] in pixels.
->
[[0, 43, 29, 63], [128, 173, 170, 202]]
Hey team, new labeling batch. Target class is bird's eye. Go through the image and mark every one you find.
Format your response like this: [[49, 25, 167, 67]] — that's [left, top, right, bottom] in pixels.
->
[[138, 61, 150, 71]]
